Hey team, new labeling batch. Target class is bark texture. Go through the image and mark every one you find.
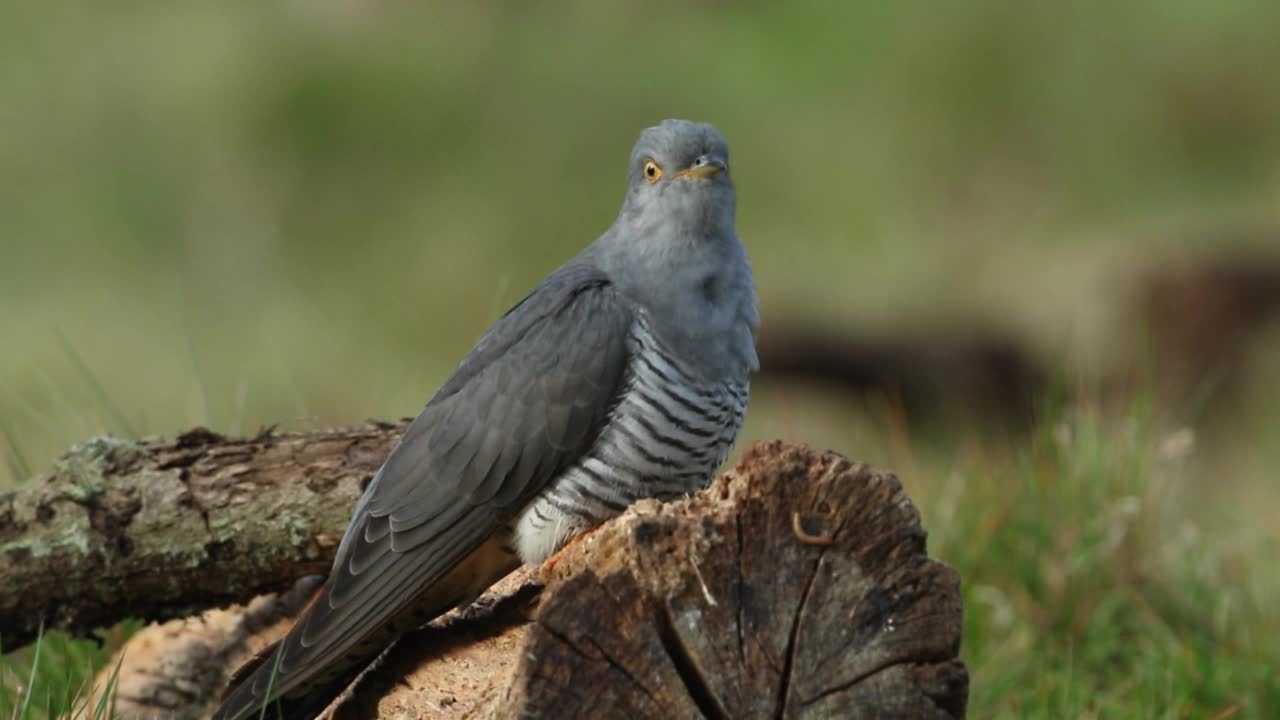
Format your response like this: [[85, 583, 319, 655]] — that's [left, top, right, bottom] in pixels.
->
[[88, 576, 322, 718], [87, 439, 966, 719], [0, 421, 408, 650]]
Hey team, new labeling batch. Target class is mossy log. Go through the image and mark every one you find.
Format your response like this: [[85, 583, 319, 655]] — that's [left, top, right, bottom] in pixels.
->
[[0, 421, 409, 650]]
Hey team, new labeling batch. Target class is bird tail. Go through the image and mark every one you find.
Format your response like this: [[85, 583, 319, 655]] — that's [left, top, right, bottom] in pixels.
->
[[211, 576, 385, 720], [212, 636, 377, 720], [212, 534, 522, 719]]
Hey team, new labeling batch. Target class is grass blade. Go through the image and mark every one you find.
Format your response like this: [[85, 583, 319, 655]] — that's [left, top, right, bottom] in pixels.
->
[[258, 642, 285, 720], [91, 651, 125, 720], [17, 622, 44, 720]]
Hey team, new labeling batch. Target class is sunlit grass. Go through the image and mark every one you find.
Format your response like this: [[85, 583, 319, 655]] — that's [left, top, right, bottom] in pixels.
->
[[745, 379, 1280, 716], [924, 405, 1279, 717]]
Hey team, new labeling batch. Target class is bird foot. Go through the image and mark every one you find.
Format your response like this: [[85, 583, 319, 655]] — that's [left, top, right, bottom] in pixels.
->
[[539, 526, 601, 582]]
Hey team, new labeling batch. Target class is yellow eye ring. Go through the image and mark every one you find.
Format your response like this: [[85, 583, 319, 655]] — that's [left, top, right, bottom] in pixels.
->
[[643, 160, 663, 183]]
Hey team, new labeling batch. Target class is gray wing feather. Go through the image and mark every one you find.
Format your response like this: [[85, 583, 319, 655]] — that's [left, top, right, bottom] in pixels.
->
[[240, 265, 632, 703]]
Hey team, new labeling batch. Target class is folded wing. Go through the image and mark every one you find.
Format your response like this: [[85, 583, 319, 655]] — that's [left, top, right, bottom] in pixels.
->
[[214, 264, 632, 720]]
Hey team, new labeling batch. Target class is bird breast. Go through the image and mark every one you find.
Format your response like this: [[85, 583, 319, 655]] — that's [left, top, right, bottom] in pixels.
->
[[508, 313, 749, 565]]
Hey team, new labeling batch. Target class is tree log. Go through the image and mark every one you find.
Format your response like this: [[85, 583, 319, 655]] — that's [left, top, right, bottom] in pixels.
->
[[89, 440, 966, 719], [0, 420, 409, 650], [495, 440, 967, 719]]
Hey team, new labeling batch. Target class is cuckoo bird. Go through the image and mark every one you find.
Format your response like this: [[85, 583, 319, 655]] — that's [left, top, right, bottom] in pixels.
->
[[213, 119, 759, 720]]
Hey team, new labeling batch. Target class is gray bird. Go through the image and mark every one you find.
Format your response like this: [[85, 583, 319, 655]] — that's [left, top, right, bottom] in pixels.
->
[[213, 118, 759, 720]]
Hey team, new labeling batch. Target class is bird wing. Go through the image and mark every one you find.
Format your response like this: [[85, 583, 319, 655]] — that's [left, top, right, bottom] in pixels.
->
[[218, 264, 632, 717]]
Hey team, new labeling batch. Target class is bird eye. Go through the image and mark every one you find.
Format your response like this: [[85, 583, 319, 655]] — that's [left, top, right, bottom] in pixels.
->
[[643, 160, 662, 183]]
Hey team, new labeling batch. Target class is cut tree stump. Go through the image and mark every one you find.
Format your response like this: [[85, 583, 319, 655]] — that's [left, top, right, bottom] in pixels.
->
[[90, 440, 966, 719], [495, 440, 967, 719]]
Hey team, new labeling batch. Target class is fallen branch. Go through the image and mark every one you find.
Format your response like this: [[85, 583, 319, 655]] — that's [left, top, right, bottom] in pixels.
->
[[0, 421, 409, 650]]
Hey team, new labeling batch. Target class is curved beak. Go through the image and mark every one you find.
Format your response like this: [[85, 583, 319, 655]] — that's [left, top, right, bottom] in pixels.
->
[[675, 154, 727, 181]]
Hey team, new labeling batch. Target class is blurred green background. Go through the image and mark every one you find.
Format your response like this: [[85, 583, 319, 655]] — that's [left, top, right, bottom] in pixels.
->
[[2, 2, 1279, 717]]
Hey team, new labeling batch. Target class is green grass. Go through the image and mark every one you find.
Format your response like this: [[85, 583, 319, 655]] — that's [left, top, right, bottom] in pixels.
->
[[2, 1, 1279, 717], [0, 626, 124, 720], [758, 382, 1280, 717], [933, 404, 1279, 717]]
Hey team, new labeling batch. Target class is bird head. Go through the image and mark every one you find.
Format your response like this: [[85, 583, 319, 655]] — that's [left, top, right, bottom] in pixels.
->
[[590, 119, 758, 377], [617, 119, 736, 241]]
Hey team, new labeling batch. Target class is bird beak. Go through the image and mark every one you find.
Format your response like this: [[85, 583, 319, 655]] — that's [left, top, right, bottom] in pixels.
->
[[675, 154, 727, 181]]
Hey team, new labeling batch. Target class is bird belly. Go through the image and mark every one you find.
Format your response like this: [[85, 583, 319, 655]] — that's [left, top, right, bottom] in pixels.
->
[[510, 318, 749, 565]]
